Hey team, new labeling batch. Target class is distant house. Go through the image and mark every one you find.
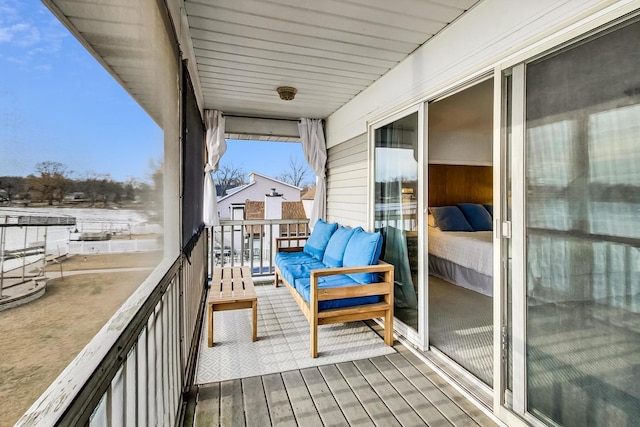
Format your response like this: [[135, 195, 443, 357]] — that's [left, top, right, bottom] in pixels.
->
[[242, 190, 309, 257], [300, 186, 315, 219], [64, 192, 87, 203], [216, 172, 302, 220]]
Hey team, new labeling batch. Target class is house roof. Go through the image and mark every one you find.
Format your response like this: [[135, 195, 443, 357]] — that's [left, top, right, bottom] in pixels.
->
[[244, 200, 264, 221], [218, 172, 301, 203], [249, 172, 302, 191], [301, 186, 316, 200], [243, 200, 307, 221], [282, 201, 307, 220], [243, 199, 308, 236], [216, 181, 255, 203]]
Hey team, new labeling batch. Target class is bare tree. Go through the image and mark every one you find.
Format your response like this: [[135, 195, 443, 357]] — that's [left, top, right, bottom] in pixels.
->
[[149, 160, 163, 203], [27, 161, 71, 205], [277, 155, 311, 187], [215, 162, 246, 196], [80, 172, 109, 206]]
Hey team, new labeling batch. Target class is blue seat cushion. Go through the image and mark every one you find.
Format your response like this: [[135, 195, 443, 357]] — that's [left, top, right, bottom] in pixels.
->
[[430, 206, 474, 232], [457, 203, 493, 231], [322, 226, 360, 267], [303, 219, 338, 260], [275, 251, 317, 268], [483, 204, 493, 218], [294, 275, 380, 310], [279, 259, 326, 287], [342, 229, 383, 284]]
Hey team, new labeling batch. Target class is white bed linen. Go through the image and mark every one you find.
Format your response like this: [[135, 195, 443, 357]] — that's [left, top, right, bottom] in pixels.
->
[[428, 227, 493, 277]]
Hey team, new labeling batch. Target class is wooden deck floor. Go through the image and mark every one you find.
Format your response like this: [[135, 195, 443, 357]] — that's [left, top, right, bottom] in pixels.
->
[[191, 345, 498, 426]]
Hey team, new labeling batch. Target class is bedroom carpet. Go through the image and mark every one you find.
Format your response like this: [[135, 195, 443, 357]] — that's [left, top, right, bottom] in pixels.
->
[[429, 276, 493, 385], [196, 284, 396, 384]]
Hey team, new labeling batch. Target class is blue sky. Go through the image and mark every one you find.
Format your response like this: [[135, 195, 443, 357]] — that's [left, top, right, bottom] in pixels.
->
[[0, 0, 308, 183]]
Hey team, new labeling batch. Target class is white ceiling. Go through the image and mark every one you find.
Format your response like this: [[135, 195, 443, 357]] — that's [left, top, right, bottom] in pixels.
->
[[186, 0, 480, 119], [43, 0, 481, 125]]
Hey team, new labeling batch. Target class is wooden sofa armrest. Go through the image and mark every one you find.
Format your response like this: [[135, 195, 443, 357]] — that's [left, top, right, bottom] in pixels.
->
[[307, 260, 394, 357], [309, 261, 394, 298], [274, 236, 309, 253], [310, 260, 394, 278]]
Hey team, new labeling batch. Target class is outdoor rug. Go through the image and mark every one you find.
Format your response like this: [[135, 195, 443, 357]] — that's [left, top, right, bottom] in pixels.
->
[[196, 284, 396, 384]]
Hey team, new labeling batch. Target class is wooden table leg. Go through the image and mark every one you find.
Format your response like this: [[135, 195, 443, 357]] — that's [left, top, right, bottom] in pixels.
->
[[252, 300, 257, 342], [207, 303, 214, 347]]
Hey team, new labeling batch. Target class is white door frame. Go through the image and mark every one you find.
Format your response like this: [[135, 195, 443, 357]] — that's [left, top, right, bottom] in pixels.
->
[[369, 104, 427, 349]]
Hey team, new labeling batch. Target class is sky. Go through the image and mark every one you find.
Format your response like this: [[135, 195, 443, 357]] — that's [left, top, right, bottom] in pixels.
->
[[0, 0, 308, 184]]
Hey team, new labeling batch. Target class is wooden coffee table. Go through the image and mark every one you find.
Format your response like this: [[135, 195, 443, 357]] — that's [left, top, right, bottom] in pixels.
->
[[207, 266, 257, 347]]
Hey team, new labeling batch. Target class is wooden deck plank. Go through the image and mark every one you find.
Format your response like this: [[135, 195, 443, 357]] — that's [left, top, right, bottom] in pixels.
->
[[194, 325, 497, 427], [388, 350, 486, 427], [318, 364, 375, 427], [195, 383, 219, 426], [241, 376, 271, 426], [219, 380, 244, 426], [370, 356, 453, 427], [397, 348, 497, 426], [300, 367, 349, 426], [281, 370, 323, 425], [387, 351, 472, 425], [353, 358, 427, 426], [336, 361, 402, 427], [262, 373, 297, 426]]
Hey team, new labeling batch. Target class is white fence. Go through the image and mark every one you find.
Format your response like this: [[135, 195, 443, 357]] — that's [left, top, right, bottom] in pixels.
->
[[69, 239, 162, 254]]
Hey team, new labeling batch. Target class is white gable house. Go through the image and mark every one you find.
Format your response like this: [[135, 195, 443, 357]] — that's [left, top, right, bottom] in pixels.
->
[[216, 172, 301, 220]]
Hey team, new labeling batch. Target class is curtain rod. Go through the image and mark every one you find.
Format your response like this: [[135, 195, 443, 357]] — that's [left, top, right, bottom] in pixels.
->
[[222, 114, 301, 123]]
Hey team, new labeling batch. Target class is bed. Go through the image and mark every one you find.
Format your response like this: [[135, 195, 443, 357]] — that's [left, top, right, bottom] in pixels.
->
[[428, 224, 494, 297]]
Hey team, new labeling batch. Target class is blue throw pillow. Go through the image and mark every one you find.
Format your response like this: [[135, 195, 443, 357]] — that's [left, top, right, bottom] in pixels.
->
[[457, 203, 493, 231], [343, 229, 383, 284], [484, 204, 493, 218], [303, 219, 338, 260], [323, 226, 360, 267], [429, 206, 474, 232]]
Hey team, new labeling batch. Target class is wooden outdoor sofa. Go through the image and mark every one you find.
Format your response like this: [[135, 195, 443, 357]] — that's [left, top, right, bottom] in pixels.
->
[[273, 220, 394, 358]]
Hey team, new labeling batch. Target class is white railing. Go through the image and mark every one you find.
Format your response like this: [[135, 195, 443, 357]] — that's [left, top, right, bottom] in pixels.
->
[[16, 229, 208, 426], [209, 218, 310, 277]]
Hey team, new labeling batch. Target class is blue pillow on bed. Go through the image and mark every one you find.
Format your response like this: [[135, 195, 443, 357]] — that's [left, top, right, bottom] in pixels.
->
[[429, 206, 474, 232], [483, 204, 493, 218], [458, 203, 493, 231]]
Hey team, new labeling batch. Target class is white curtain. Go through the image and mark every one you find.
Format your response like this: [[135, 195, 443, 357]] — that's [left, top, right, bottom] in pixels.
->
[[203, 110, 226, 226], [299, 118, 327, 227]]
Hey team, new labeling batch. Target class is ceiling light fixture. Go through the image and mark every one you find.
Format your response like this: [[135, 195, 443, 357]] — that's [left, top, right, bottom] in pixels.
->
[[277, 86, 297, 101]]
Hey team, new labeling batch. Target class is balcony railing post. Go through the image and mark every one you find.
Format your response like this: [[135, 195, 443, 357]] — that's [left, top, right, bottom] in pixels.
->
[[268, 222, 273, 274], [205, 219, 309, 277], [209, 227, 214, 276]]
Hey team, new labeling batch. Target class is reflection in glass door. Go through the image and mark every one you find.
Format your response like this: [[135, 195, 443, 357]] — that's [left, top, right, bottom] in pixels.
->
[[513, 17, 640, 426], [374, 112, 420, 333]]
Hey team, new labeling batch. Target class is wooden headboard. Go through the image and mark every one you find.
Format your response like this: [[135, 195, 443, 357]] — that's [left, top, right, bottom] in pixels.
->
[[428, 164, 493, 207]]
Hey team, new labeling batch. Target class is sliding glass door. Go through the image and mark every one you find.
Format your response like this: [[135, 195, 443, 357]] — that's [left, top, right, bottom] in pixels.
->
[[508, 16, 640, 426], [372, 109, 423, 342]]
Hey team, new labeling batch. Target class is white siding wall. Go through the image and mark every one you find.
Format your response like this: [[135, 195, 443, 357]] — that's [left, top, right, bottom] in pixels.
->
[[325, 0, 619, 147], [326, 133, 369, 228]]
